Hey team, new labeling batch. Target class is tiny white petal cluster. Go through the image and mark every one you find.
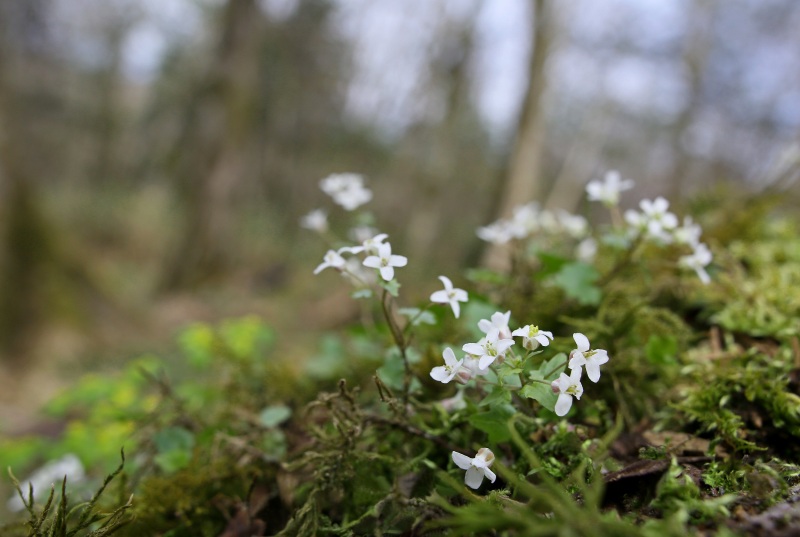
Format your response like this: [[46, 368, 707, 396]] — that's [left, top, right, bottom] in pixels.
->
[[476, 202, 588, 244], [319, 173, 373, 211], [567, 332, 609, 384], [430, 275, 468, 319], [511, 324, 553, 351], [314, 248, 348, 274], [478, 310, 512, 340], [551, 368, 584, 417], [586, 170, 634, 206], [363, 242, 408, 281], [452, 448, 497, 489], [430, 347, 470, 384], [679, 242, 712, 284], [300, 209, 328, 233], [463, 327, 515, 370]]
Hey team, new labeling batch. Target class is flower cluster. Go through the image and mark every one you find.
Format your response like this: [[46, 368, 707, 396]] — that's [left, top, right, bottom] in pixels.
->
[[320, 173, 372, 211], [477, 203, 589, 245]]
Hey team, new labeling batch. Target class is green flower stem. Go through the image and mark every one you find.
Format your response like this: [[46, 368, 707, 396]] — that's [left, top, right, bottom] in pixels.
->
[[598, 232, 644, 287], [381, 289, 412, 408], [542, 358, 568, 380]]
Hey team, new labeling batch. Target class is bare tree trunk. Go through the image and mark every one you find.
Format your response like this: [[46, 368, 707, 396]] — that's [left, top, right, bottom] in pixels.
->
[[483, 0, 552, 269], [160, 0, 262, 290]]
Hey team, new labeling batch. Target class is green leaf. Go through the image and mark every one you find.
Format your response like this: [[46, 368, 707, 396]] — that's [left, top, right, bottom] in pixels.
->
[[398, 307, 436, 326], [645, 335, 678, 365], [259, 405, 292, 428], [465, 268, 509, 286], [154, 450, 192, 473], [351, 288, 372, 299], [379, 279, 401, 297], [535, 251, 570, 280], [519, 379, 558, 413], [468, 404, 516, 442], [478, 385, 513, 407], [551, 262, 602, 305], [178, 323, 215, 369], [219, 316, 274, 360], [154, 427, 195, 453]]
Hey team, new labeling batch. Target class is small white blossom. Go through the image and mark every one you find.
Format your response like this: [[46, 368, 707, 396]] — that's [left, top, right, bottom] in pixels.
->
[[640, 197, 679, 242], [319, 173, 372, 211], [462, 355, 489, 377], [452, 448, 497, 489], [478, 311, 512, 340], [679, 242, 712, 284], [439, 389, 467, 412], [557, 210, 589, 239], [300, 209, 328, 233], [511, 324, 553, 351], [362, 242, 408, 281], [586, 170, 634, 206], [568, 333, 609, 383], [349, 225, 378, 243], [430, 275, 468, 319], [477, 221, 513, 244], [673, 216, 702, 247], [576, 238, 598, 262], [463, 328, 515, 370], [509, 203, 541, 238], [341, 257, 375, 287], [430, 347, 466, 384], [350, 232, 388, 256], [538, 210, 560, 233], [551, 368, 584, 416], [314, 249, 348, 274]]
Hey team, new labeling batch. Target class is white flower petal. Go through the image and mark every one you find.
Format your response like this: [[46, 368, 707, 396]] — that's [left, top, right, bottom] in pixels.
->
[[483, 467, 497, 483], [465, 467, 484, 489], [534, 334, 551, 346], [379, 266, 395, 281], [452, 452, 473, 470], [478, 319, 493, 334], [438, 275, 453, 290], [430, 366, 451, 383], [462, 343, 484, 356], [478, 354, 496, 370], [555, 393, 573, 416], [430, 290, 449, 303], [585, 362, 601, 383], [451, 301, 461, 319], [573, 333, 590, 352], [389, 255, 408, 267], [442, 347, 457, 367], [362, 256, 381, 269]]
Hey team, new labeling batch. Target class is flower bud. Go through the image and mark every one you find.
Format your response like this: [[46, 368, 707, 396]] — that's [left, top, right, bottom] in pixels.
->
[[551, 380, 561, 394], [455, 367, 473, 385]]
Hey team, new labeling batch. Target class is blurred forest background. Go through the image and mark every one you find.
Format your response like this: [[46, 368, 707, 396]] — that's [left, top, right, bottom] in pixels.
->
[[1, 0, 799, 429]]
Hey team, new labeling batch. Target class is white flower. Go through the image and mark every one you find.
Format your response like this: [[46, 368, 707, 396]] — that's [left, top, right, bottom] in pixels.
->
[[586, 170, 634, 206], [624, 209, 648, 232], [362, 242, 408, 281], [511, 324, 553, 351], [538, 210, 560, 233], [462, 355, 489, 377], [673, 216, 702, 247], [319, 173, 372, 211], [463, 329, 515, 370], [430, 347, 466, 384], [349, 225, 378, 243], [640, 197, 679, 242], [341, 257, 375, 287], [568, 333, 609, 383], [350, 232, 388, 256], [478, 311, 512, 340], [679, 242, 712, 284], [509, 203, 540, 238], [314, 248, 348, 274], [576, 238, 598, 262], [439, 389, 467, 412], [7, 454, 85, 512], [477, 221, 513, 244], [452, 448, 497, 489], [430, 276, 468, 319], [557, 210, 589, 239], [551, 368, 584, 416], [300, 209, 328, 233]]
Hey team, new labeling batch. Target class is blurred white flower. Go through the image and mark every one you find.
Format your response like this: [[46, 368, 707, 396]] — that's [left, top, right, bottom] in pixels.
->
[[350, 232, 388, 256], [7, 454, 85, 512], [673, 216, 702, 247], [362, 242, 407, 281], [300, 209, 328, 233], [509, 203, 540, 238], [430, 275, 468, 319], [439, 389, 467, 412], [640, 197, 679, 242], [679, 242, 712, 284], [477, 221, 513, 244], [586, 170, 634, 206], [452, 448, 497, 489], [557, 210, 589, 239], [314, 248, 348, 274], [576, 238, 598, 262], [319, 173, 372, 211]]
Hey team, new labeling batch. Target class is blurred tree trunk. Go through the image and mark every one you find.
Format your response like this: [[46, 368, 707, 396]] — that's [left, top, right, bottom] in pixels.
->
[[483, 0, 552, 269], [160, 0, 262, 290], [669, 0, 715, 199]]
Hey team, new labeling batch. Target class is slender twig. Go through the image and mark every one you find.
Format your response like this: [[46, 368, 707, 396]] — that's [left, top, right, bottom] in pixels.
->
[[381, 290, 411, 408], [542, 358, 568, 380]]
